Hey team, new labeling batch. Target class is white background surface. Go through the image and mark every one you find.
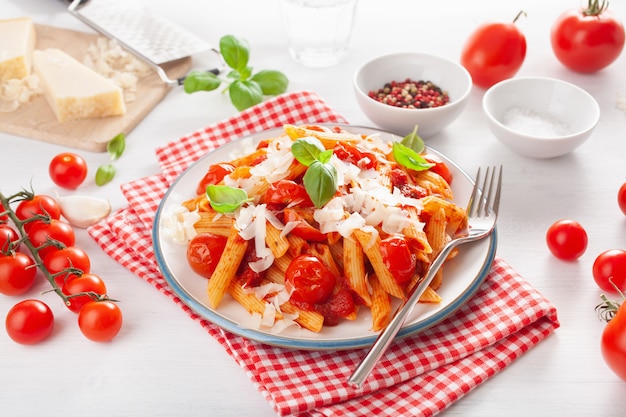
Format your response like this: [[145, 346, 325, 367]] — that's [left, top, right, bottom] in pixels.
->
[[1, 1, 625, 416]]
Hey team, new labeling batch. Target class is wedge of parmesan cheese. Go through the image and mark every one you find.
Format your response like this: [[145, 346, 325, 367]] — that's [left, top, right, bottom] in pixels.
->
[[32, 48, 126, 122], [0, 17, 36, 83]]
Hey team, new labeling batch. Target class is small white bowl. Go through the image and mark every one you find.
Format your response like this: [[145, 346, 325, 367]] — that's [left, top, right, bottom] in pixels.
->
[[353, 52, 472, 138], [482, 77, 600, 159]]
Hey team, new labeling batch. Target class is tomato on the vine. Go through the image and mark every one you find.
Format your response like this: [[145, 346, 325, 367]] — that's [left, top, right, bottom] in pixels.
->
[[15, 195, 61, 228], [27, 219, 75, 260], [551, 0, 625, 73], [5, 299, 54, 345], [0, 252, 37, 295], [460, 11, 527, 89], [43, 246, 91, 286], [0, 223, 19, 252], [0, 201, 8, 223], [598, 297, 626, 381], [618, 182, 626, 216], [62, 273, 107, 313], [592, 249, 626, 293], [546, 219, 588, 261], [285, 255, 336, 304], [49, 152, 88, 190], [78, 300, 123, 342]]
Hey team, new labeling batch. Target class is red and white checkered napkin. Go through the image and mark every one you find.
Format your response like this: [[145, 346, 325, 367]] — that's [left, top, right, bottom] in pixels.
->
[[89, 91, 560, 417]]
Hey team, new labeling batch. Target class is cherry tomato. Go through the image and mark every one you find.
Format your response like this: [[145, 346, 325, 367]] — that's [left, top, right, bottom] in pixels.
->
[[423, 154, 453, 184], [600, 300, 626, 381], [43, 246, 91, 286], [196, 162, 235, 195], [460, 11, 527, 89], [15, 195, 61, 228], [546, 219, 588, 261], [27, 219, 75, 260], [0, 223, 19, 253], [618, 182, 626, 216], [264, 179, 314, 208], [49, 152, 88, 190], [285, 255, 336, 304], [380, 236, 417, 285], [78, 300, 123, 342], [592, 249, 626, 293], [551, 0, 625, 73], [283, 208, 326, 242], [62, 273, 107, 313], [0, 252, 37, 296], [5, 299, 54, 344], [186, 232, 228, 278]]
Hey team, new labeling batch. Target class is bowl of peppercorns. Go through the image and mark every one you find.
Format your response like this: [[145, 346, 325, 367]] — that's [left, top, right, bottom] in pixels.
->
[[353, 52, 472, 138]]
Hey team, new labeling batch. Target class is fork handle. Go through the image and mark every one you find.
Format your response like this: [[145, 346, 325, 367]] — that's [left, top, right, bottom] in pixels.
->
[[348, 241, 458, 388]]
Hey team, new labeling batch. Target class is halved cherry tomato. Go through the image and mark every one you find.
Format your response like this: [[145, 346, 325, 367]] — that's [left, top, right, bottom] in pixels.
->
[[551, 0, 625, 73], [380, 236, 417, 285], [333, 142, 378, 170], [27, 219, 75, 260], [283, 207, 326, 242], [78, 300, 123, 342], [461, 11, 527, 88], [264, 179, 313, 208], [5, 299, 54, 345], [62, 273, 107, 313], [0, 252, 37, 296], [423, 154, 453, 184], [43, 246, 91, 286], [186, 232, 228, 278], [49, 152, 88, 190], [285, 255, 336, 304], [195, 163, 235, 195]]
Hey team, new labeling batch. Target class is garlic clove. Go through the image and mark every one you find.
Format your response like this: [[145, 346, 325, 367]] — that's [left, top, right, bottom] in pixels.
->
[[57, 194, 112, 229]]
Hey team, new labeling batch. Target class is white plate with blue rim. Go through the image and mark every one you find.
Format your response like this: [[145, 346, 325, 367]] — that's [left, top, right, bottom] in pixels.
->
[[152, 125, 496, 350]]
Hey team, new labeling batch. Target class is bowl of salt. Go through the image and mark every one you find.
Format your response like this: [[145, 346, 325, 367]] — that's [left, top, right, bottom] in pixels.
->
[[482, 76, 600, 158]]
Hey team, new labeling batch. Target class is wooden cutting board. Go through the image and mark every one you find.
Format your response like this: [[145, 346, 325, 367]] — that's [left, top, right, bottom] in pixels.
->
[[0, 24, 192, 152]]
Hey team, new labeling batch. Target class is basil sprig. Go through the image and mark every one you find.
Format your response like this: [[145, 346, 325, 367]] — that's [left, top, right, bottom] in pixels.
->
[[96, 133, 126, 186], [184, 35, 289, 111], [206, 185, 251, 213], [291, 138, 338, 208], [392, 125, 433, 171]]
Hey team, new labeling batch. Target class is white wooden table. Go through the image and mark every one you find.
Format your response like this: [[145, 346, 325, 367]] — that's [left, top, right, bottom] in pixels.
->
[[1, 1, 625, 416]]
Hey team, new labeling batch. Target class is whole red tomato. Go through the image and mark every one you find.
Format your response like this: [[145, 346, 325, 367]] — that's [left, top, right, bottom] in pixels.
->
[[461, 11, 527, 89], [0, 252, 37, 296], [78, 300, 123, 342], [599, 298, 626, 381], [592, 249, 626, 293], [285, 255, 336, 304], [49, 152, 88, 190], [380, 236, 417, 285], [618, 182, 626, 216], [5, 299, 54, 345], [27, 219, 76, 260], [551, 0, 625, 73], [15, 195, 61, 227], [62, 273, 107, 313], [546, 219, 588, 261], [186, 232, 228, 278], [43, 246, 91, 286]]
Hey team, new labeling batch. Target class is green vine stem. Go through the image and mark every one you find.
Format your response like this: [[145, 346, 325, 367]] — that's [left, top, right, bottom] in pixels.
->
[[0, 188, 106, 306], [584, 0, 609, 16]]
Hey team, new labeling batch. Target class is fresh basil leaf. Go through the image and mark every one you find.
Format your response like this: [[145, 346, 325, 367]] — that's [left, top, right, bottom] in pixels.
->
[[392, 142, 434, 171], [303, 161, 338, 208], [95, 164, 116, 186], [219, 35, 249, 72], [251, 69, 289, 95], [401, 125, 425, 154], [183, 70, 221, 93], [318, 149, 333, 164], [291, 137, 326, 166], [107, 133, 125, 161], [229, 80, 264, 111], [239, 66, 253, 81], [206, 185, 250, 213]]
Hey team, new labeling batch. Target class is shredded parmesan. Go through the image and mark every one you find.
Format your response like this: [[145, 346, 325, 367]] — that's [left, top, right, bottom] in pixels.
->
[[160, 204, 201, 244]]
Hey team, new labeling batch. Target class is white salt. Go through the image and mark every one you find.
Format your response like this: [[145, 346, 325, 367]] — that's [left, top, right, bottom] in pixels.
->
[[502, 106, 572, 137]]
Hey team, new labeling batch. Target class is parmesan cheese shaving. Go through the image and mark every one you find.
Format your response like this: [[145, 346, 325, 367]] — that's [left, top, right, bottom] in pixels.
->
[[161, 204, 201, 244]]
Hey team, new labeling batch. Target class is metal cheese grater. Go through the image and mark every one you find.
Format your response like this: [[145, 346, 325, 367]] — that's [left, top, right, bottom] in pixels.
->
[[66, 0, 218, 86]]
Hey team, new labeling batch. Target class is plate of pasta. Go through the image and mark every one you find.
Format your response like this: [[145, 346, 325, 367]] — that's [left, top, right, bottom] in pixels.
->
[[153, 124, 496, 350]]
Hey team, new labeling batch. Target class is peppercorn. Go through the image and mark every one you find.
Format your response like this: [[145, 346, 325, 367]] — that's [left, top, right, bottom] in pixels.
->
[[367, 78, 450, 109]]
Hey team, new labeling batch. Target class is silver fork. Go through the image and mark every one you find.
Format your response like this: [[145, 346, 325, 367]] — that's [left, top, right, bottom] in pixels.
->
[[348, 165, 502, 388]]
